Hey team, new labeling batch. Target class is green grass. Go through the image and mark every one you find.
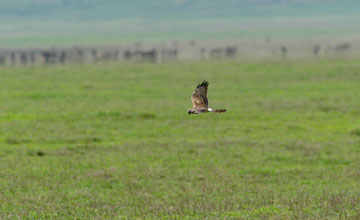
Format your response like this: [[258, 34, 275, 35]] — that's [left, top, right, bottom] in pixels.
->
[[1, 60, 360, 219], [2, 27, 359, 47], [1, 16, 360, 47]]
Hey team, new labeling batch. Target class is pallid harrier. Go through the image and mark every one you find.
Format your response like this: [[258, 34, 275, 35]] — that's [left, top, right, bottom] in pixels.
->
[[188, 80, 226, 115]]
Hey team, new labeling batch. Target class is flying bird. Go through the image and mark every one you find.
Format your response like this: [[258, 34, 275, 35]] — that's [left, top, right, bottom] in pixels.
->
[[188, 80, 226, 115]]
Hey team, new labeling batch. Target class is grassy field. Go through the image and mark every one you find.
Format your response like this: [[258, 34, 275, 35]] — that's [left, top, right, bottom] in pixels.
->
[[2, 17, 360, 47], [1, 60, 360, 219]]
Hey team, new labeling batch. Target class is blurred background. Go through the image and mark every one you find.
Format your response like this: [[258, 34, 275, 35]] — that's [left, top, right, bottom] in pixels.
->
[[1, 0, 360, 65], [2, 1, 360, 218]]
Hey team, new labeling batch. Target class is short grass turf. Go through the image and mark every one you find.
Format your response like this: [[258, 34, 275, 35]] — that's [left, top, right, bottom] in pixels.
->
[[0, 60, 360, 219]]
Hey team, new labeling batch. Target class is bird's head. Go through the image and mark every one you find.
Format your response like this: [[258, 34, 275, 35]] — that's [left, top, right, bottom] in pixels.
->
[[187, 109, 194, 115]]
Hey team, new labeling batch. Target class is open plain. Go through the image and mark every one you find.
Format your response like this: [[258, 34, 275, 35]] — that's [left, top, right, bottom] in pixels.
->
[[1, 60, 360, 219]]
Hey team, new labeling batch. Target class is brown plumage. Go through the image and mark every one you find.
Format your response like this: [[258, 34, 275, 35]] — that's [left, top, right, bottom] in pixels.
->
[[188, 80, 226, 115]]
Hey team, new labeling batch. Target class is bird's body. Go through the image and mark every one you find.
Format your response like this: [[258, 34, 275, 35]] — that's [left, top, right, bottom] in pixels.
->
[[188, 80, 226, 115]]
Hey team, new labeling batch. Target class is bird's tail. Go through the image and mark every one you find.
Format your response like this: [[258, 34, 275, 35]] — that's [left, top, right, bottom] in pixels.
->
[[211, 109, 227, 113]]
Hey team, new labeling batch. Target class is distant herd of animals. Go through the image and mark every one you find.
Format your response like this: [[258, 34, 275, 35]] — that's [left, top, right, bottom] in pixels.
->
[[0, 45, 237, 66], [0, 42, 353, 66]]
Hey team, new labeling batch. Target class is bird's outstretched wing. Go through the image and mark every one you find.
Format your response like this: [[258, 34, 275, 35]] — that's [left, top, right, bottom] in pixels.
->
[[191, 80, 209, 109]]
